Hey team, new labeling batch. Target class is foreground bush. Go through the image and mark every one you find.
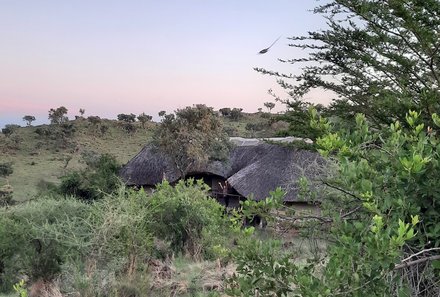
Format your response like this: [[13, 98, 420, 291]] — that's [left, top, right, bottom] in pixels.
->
[[0, 198, 92, 291], [148, 179, 229, 259], [229, 111, 440, 296], [0, 180, 231, 295]]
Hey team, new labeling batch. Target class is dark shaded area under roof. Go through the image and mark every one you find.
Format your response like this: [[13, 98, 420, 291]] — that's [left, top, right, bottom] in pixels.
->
[[119, 142, 325, 203]]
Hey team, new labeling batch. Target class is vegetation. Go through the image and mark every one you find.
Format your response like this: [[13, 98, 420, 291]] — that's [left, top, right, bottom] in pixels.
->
[[228, 0, 440, 295], [3, 0, 439, 293], [22, 115, 36, 126], [219, 107, 243, 121], [59, 152, 120, 201], [117, 113, 137, 123], [264, 102, 275, 112], [48, 106, 68, 124], [152, 104, 231, 178], [1, 124, 19, 138], [256, 0, 440, 130], [0, 163, 14, 206], [0, 163, 13, 179], [0, 112, 277, 203], [0, 180, 232, 296], [137, 112, 152, 128]]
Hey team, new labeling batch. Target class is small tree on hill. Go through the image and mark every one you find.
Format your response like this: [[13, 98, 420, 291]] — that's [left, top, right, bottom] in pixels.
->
[[263, 102, 275, 112], [158, 110, 166, 117], [87, 116, 101, 135], [137, 113, 153, 128], [152, 104, 231, 178], [1, 125, 19, 138], [87, 116, 101, 126], [48, 106, 68, 124], [229, 108, 243, 121], [117, 113, 136, 123], [22, 115, 36, 126], [79, 108, 85, 117], [219, 108, 232, 117]]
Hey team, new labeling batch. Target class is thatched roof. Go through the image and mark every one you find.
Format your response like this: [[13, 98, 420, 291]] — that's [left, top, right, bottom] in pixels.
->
[[120, 138, 325, 202]]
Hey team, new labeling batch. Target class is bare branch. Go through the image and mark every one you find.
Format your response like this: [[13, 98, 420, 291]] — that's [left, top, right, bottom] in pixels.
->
[[395, 255, 440, 270]]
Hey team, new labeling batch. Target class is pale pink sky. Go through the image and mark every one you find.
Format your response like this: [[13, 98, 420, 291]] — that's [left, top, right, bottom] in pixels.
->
[[0, 1, 332, 127]]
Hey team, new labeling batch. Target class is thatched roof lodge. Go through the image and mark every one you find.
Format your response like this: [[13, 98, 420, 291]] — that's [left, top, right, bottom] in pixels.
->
[[120, 137, 324, 206]]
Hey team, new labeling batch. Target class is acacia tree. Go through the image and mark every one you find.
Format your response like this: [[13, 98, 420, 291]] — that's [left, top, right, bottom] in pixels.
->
[[22, 115, 36, 126], [263, 102, 275, 112], [48, 106, 68, 124], [256, 0, 440, 129], [152, 104, 231, 178]]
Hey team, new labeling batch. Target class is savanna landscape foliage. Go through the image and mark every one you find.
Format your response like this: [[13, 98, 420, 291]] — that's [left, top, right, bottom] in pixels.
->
[[1, 0, 440, 296]]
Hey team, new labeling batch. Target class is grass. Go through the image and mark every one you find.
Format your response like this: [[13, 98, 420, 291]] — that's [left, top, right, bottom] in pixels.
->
[[149, 256, 235, 296], [1, 119, 153, 201]]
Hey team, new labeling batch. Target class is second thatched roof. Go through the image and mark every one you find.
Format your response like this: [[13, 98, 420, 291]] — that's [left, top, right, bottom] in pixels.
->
[[120, 138, 325, 202]]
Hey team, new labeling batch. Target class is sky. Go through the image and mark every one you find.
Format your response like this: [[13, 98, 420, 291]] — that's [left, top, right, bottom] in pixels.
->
[[0, 0, 332, 128]]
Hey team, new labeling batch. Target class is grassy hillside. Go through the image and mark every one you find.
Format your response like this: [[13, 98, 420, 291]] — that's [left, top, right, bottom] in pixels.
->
[[1, 112, 286, 202]]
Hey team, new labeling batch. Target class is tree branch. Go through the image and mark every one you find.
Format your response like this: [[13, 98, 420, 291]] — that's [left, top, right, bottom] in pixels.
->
[[395, 255, 440, 270], [400, 247, 440, 263], [322, 181, 362, 200]]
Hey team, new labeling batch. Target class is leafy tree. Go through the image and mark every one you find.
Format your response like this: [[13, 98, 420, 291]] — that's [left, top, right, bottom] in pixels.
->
[[276, 100, 328, 141], [22, 115, 36, 126], [232, 111, 440, 295], [263, 102, 275, 112], [1, 125, 19, 138], [87, 116, 101, 125], [148, 179, 229, 258], [152, 104, 231, 178], [256, 0, 440, 129], [158, 110, 166, 117], [257, 107, 263, 113], [79, 108, 85, 116], [219, 107, 232, 117], [48, 106, 68, 124], [117, 113, 136, 123], [137, 113, 152, 128], [59, 153, 120, 201], [229, 108, 243, 121]]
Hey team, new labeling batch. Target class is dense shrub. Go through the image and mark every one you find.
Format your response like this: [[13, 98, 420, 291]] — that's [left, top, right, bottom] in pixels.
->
[[0, 180, 231, 295], [0, 162, 13, 178], [1, 124, 20, 138], [230, 111, 440, 296], [226, 238, 295, 297], [59, 153, 120, 201], [148, 179, 229, 259], [0, 198, 92, 291]]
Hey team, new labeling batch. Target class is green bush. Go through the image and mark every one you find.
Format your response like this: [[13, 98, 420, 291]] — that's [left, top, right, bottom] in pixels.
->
[[148, 179, 229, 259], [0, 198, 92, 291], [226, 238, 295, 297], [59, 153, 120, 201], [0, 163, 13, 178], [0, 179, 231, 295]]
